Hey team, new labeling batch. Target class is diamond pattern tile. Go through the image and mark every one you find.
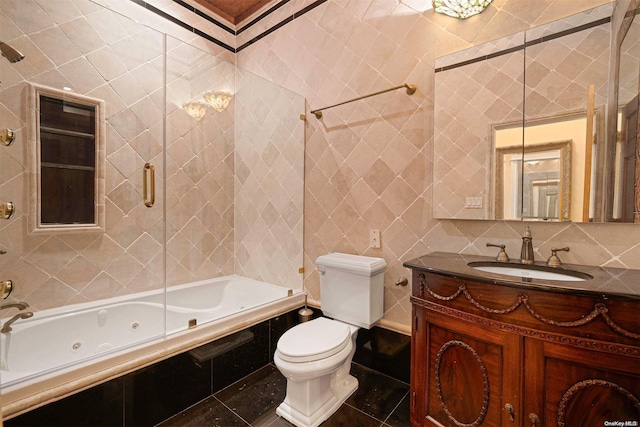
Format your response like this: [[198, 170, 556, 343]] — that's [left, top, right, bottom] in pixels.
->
[[1, 0, 638, 335]]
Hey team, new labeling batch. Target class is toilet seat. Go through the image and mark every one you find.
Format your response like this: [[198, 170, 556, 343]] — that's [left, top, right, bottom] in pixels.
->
[[277, 317, 351, 363]]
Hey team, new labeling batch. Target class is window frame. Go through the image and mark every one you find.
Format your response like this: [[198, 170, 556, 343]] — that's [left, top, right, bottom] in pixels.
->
[[28, 83, 105, 234]]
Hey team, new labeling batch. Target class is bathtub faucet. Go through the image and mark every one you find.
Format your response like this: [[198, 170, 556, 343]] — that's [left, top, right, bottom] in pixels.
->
[[0, 301, 29, 311], [1, 301, 32, 333], [1, 311, 33, 333]]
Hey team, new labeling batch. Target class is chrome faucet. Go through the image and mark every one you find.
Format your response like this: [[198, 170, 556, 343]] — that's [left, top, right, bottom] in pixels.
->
[[1, 311, 33, 333], [520, 225, 534, 264]]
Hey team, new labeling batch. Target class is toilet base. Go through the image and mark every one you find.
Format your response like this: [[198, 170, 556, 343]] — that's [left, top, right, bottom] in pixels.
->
[[276, 373, 358, 427]]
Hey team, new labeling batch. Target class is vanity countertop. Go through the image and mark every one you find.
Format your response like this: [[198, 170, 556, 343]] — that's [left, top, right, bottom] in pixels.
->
[[403, 252, 640, 301]]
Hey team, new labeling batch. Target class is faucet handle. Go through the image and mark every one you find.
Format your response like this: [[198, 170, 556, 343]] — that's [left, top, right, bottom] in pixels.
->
[[486, 243, 510, 262], [547, 247, 570, 267], [1, 280, 13, 299]]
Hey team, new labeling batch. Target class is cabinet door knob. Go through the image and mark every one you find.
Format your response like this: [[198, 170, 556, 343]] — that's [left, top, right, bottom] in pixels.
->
[[529, 413, 540, 425], [505, 403, 515, 422]]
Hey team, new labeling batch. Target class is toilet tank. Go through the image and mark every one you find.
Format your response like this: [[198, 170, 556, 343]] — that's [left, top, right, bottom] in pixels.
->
[[316, 253, 386, 329]]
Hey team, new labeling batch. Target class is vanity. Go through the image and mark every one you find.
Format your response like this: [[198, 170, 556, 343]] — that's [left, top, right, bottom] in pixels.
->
[[404, 252, 640, 426]]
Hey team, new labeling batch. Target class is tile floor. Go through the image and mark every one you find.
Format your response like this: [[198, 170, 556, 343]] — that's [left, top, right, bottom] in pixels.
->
[[158, 362, 410, 427]]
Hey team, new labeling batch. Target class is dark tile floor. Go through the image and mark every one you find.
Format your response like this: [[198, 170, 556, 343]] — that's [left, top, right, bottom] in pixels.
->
[[157, 362, 410, 427]]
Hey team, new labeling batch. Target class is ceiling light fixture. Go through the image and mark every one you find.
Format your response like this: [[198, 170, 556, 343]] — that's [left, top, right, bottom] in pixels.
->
[[432, 0, 492, 19]]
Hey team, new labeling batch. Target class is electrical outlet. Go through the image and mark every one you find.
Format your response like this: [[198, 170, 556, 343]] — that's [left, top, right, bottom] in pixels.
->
[[370, 229, 381, 248], [465, 197, 483, 208]]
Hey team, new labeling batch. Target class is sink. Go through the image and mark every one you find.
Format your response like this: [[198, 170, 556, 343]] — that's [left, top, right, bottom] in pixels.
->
[[467, 261, 593, 282]]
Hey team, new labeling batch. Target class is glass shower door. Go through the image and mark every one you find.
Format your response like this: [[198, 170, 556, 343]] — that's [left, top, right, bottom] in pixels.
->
[[0, 0, 166, 387]]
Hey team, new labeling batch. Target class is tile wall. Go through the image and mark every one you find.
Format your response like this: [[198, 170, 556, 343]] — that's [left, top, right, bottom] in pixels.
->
[[0, 0, 303, 318], [235, 0, 640, 332], [1, 0, 168, 311], [3, 0, 639, 336], [0, 1, 294, 420], [433, 4, 613, 219], [234, 69, 304, 287], [165, 36, 236, 286]]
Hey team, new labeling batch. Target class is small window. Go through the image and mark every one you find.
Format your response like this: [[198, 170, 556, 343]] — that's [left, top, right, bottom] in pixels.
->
[[29, 84, 105, 234]]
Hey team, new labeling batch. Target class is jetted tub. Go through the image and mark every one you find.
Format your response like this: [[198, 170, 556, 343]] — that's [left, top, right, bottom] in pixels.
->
[[0, 275, 304, 418]]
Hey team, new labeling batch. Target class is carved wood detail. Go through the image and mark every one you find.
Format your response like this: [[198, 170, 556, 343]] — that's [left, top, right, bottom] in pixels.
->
[[410, 296, 640, 357], [417, 274, 640, 340], [434, 340, 490, 427], [557, 379, 640, 427]]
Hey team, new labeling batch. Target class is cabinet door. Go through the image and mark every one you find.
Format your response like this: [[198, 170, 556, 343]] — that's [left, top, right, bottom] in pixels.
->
[[411, 306, 428, 426], [525, 339, 640, 426], [417, 308, 522, 426]]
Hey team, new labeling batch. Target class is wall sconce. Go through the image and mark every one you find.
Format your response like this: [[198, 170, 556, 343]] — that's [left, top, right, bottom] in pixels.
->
[[432, 0, 492, 19], [182, 101, 208, 121], [204, 91, 233, 112]]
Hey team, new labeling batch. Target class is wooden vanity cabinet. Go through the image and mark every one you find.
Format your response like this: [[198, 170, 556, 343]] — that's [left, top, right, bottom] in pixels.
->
[[409, 270, 640, 427]]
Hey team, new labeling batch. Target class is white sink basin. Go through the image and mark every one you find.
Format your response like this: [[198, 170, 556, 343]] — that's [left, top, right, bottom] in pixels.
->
[[467, 262, 593, 282]]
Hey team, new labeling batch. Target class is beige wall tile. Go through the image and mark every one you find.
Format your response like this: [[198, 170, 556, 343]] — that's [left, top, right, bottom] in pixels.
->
[[236, 0, 640, 333]]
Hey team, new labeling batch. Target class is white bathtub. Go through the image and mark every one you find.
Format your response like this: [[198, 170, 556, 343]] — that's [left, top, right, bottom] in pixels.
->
[[0, 275, 303, 414]]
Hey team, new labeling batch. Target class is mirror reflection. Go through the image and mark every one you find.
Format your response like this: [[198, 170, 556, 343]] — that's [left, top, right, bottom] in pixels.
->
[[496, 140, 571, 221], [613, 5, 640, 222], [433, 3, 640, 223]]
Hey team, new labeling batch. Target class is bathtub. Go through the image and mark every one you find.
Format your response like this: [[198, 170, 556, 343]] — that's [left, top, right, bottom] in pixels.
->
[[1, 275, 304, 418]]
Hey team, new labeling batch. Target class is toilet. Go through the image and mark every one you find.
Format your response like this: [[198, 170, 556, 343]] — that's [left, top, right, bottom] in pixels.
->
[[274, 253, 386, 427]]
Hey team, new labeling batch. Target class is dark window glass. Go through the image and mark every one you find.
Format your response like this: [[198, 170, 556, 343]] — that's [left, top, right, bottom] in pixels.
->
[[41, 167, 95, 224], [41, 132, 95, 168], [40, 96, 95, 134], [39, 95, 96, 225]]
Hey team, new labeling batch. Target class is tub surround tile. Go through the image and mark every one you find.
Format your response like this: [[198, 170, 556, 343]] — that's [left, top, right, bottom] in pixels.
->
[[211, 322, 270, 392], [5, 378, 125, 427], [4, 312, 411, 427], [2, 303, 304, 424], [124, 351, 213, 426]]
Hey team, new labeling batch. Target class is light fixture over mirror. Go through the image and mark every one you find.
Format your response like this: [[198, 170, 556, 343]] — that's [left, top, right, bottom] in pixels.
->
[[204, 90, 233, 112], [182, 101, 208, 121], [432, 0, 493, 19]]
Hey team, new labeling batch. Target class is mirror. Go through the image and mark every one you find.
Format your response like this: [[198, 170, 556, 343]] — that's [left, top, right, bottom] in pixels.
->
[[433, 2, 638, 223], [495, 140, 571, 221], [611, 1, 640, 222]]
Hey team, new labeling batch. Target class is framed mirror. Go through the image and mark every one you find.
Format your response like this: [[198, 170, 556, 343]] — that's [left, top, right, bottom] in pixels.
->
[[496, 140, 571, 221], [433, 3, 631, 223]]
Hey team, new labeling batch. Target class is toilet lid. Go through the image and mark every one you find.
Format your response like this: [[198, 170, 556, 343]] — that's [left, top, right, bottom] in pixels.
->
[[277, 317, 351, 363]]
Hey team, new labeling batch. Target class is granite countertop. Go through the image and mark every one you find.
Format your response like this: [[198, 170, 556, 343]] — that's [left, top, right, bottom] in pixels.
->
[[403, 252, 640, 301]]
